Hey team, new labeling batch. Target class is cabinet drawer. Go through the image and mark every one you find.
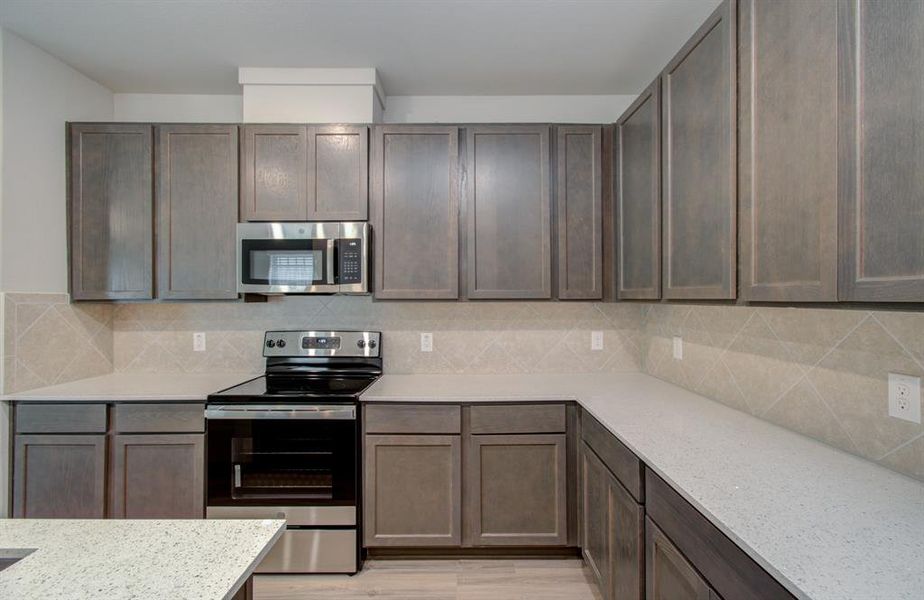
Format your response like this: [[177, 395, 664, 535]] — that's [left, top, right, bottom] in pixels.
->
[[15, 404, 107, 433], [581, 411, 643, 503], [364, 404, 461, 434], [113, 403, 205, 433], [470, 404, 566, 434]]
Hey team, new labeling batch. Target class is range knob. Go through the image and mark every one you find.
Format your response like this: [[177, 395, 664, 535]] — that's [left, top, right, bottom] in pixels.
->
[[276, 339, 286, 348], [357, 340, 366, 349], [368, 339, 377, 349], [266, 339, 276, 348]]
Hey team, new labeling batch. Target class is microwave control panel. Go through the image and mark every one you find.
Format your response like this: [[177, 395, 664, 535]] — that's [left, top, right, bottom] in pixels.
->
[[338, 239, 363, 284]]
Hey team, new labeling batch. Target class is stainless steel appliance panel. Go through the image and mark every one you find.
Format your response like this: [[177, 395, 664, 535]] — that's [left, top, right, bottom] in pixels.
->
[[206, 505, 355, 526], [256, 529, 357, 573]]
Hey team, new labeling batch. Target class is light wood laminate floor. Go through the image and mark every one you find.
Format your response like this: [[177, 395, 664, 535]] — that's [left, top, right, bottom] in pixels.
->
[[253, 558, 604, 600]]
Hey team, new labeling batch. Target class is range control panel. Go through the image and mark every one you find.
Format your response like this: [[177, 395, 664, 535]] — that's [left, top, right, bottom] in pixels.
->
[[263, 330, 381, 358], [338, 239, 363, 284]]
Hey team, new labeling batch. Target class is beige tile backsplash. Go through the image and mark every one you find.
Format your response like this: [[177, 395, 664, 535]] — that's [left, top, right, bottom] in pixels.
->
[[2, 292, 921, 481], [640, 304, 924, 481]]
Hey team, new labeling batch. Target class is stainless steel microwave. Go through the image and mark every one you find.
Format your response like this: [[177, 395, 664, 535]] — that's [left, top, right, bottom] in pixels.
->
[[236, 222, 369, 294]]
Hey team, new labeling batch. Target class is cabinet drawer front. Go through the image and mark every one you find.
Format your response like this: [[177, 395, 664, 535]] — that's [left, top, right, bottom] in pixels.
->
[[15, 404, 107, 433], [581, 411, 643, 503], [470, 404, 566, 434], [364, 404, 461, 434], [113, 403, 205, 433]]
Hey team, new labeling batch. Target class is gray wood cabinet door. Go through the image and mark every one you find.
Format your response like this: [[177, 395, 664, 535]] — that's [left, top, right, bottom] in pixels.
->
[[155, 124, 239, 299], [110, 433, 205, 518], [466, 126, 552, 299], [363, 434, 462, 547], [13, 434, 107, 518], [610, 470, 645, 600], [557, 126, 603, 300], [616, 78, 662, 300], [646, 518, 712, 600], [838, 0, 924, 301], [68, 123, 153, 300], [467, 434, 568, 546], [739, 0, 838, 302], [371, 126, 460, 299], [582, 444, 611, 598], [240, 124, 308, 221], [661, 0, 737, 299], [308, 125, 368, 221]]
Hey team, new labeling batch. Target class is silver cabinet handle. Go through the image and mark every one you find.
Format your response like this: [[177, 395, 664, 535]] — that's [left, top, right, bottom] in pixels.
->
[[206, 404, 356, 420]]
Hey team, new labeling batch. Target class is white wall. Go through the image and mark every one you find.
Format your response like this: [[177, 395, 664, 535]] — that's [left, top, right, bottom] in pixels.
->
[[1, 29, 113, 294], [242, 85, 382, 123], [383, 95, 636, 123], [113, 93, 242, 122]]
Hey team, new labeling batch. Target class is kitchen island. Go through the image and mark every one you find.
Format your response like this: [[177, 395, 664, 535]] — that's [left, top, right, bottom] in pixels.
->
[[0, 518, 285, 600]]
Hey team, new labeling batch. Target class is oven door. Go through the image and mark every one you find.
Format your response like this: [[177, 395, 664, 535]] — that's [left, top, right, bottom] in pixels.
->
[[237, 222, 338, 293], [205, 404, 357, 507]]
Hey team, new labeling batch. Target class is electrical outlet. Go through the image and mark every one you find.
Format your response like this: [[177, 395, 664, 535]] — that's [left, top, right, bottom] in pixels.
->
[[193, 332, 207, 352], [420, 332, 433, 353], [888, 373, 921, 423], [591, 331, 604, 351], [672, 336, 683, 360]]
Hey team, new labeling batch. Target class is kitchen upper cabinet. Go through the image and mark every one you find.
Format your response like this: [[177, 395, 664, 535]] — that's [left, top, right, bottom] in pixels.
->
[[363, 434, 462, 547], [372, 126, 460, 299], [110, 433, 205, 518], [467, 434, 568, 546], [308, 125, 368, 221], [466, 126, 551, 299], [240, 124, 308, 221], [838, 0, 924, 301], [739, 0, 838, 302], [13, 434, 107, 518], [155, 124, 239, 300], [557, 126, 603, 300], [661, 0, 736, 300], [616, 79, 662, 300], [68, 123, 153, 300], [646, 518, 714, 600], [241, 124, 368, 222]]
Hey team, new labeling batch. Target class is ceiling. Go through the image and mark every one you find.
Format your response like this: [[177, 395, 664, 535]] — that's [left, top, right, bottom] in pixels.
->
[[0, 0, 720, 96]]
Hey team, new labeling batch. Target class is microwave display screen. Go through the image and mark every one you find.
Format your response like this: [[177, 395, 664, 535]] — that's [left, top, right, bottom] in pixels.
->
[[250, 250, 321, 285]]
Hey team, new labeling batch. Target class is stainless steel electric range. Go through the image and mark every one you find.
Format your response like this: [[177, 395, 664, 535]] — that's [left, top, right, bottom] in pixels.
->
[[205, 330, 381, 574]]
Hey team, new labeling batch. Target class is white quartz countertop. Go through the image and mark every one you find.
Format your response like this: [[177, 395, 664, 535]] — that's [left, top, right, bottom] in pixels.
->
[[361, 373, 924, 600], [1, 372, 258, 402], [0, 519, 285, 600]]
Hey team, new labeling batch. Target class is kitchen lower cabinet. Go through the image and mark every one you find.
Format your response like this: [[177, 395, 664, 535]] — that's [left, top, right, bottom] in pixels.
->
[[467, 434, 567, 546], [363, 434, 463, 547], [581, 442, 644, 600], [646, 518, 716, 600], [13, 434, 107, 518], [110, 433, 205, 518], [68, 123, 154, 300], [660, 0, 737, 300]]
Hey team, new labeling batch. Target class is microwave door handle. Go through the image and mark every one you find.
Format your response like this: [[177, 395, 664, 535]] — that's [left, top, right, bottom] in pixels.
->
[[326, 238, 336, 285]]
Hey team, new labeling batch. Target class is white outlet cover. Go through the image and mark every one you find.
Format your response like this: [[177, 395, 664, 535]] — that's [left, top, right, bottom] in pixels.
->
[[672, 336, 683, 360], [591, 331, 604, 351], [420, 332, 434, 353], [888, 373, 921, 423], [193, 332, 207, 352]]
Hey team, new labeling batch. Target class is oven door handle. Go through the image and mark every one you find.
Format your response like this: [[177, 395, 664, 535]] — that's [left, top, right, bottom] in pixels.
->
[[326, 238, 336, 285], [205, 405, 356, 420]]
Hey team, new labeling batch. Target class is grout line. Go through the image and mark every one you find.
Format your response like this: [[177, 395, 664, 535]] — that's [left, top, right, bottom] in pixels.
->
[[14, 304, 51, 342], [876, 431, 923, 461], [870, 312, 924, 373], [805, 312, 872, 372], [803, 374, 862, 455]]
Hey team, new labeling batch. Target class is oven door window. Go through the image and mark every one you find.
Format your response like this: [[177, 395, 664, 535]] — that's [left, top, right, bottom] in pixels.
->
[[241, 239, 330, 286], [208, 418, 356, 506]]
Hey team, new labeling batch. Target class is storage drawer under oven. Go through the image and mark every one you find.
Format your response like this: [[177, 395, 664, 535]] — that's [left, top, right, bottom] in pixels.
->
[[258, 529, 357, 574]]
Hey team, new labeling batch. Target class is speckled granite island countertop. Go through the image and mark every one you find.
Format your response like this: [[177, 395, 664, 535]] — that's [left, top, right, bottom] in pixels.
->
[[361, 373, 924, 600], [0, 519, 284, 600], [1, 372, 258, 402]]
